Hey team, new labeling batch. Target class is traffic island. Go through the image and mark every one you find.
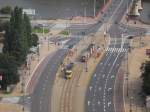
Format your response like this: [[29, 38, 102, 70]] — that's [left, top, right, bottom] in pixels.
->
[[51, 31, 106, 112]]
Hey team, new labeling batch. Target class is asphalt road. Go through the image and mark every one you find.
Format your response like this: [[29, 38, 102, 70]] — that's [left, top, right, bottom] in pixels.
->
[[86, 38, 128, 112], [85, 0, 138, 112], [19, 0, 148, 112], [31, 49, 67, 112]]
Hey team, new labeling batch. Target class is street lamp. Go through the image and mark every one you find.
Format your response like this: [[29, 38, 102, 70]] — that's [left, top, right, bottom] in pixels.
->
[[103, 0, 106, 6], [94, 0, 96, 17], [82, 1, 88, 23], [37, 41, 40, 61], [85, 60, 88, 72], [130, 97, 134, 112], [125, 73, 129, 97], [48, 38, 50, 51], [104, 31, 107, 49], [42, 24, 45, 36]]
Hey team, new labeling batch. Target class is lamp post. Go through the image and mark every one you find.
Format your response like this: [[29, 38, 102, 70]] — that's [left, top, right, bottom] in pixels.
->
[[22, 69, 26, 112], [130, 97, 134, 112], [104, 31, 107, 49], [85, 60, 88, 72], [126, 48, 129, 97], [94, 0, 96, 17], [37, 41, 40, 61], [42, 24, 44, 36], [82, 1, 88, 23], [48, 38, 50, 51], [103, 0, 106, 7], [84, 6, 87, 23], [126, 73, 129, 97]]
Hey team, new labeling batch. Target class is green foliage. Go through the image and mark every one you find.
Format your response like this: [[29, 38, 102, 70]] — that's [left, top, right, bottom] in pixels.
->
[[141, 61, 150, 95], [0, 6, 12, 14], [31, 34, 39, 47], [3, 6, 32, 64], [32, 27, 49, 33], [23, 14, 32, 47], [0, 53, 19, 90], [1, 6, 33, 91], [60, 31, 69, 35], [0, 20, 9, 32]]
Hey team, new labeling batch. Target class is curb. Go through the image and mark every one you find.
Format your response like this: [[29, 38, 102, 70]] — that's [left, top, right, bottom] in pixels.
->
[[25, 51, 55, 94]]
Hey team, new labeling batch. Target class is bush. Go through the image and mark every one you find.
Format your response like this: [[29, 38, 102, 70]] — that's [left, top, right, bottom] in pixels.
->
[[31, 34, 39, 47], [141, 61, 150, 95], [0, 6, 12, 14], [0, 53, 19, 90], [32, 27, 49, 33], [60, 31, 69, 35]]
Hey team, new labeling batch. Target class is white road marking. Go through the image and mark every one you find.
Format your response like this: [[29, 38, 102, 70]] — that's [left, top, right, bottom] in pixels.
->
[[99, 87, 102, 91], [89, 86, 92, 91], [102, 74, 105, 78], [108, 101, 111, 107], [108, 88, 112, 91], [88, 101, 90, 106], [43, 87, 45, 91], [109, 53, 120, 74]]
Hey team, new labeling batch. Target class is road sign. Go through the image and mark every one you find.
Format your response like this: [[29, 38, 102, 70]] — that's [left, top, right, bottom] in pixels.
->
[[146, 49, 150, 56]]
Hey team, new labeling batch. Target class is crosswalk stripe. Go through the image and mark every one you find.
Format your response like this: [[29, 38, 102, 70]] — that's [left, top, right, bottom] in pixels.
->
[[105, 48, 128, 52]]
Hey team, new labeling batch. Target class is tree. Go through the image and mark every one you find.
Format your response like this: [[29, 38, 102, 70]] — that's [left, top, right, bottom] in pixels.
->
[[141, 61, 150, 95], [3, 6, 30, 64], [31, 34, 39, 47], [0, 53, 19, 90], [0, 6, 12, 14], [23, 14, 32, 48]]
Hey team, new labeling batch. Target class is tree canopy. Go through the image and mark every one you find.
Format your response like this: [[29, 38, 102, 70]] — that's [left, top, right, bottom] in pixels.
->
[[0, 6, 35, 91], [141, 61, 150, 95]]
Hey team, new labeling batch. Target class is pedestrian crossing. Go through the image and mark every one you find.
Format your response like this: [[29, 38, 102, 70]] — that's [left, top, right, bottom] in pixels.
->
[[106, 48, 128, 52]]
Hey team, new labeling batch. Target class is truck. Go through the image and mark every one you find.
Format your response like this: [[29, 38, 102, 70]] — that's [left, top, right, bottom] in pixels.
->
[[64, 62, 74, 79]]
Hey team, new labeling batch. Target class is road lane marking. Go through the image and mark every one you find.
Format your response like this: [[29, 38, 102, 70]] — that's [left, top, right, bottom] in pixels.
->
[[108, 88, 112, 91], [102, 74, 105, 78], [99, 87, 102, 91], [98, 101, 101, 105], [88, 101, 90, 106], [108, 101, 111, 107], [109, 53, 120, 74], [89, 86, 92, 91]]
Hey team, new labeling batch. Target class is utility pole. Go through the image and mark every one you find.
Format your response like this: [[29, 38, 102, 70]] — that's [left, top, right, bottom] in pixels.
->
[[84, 6, 87, 23], [103, 0, 106, 6], [22, 69, 26, 112], [126, 50, 129, 97], [94, 0, 96, 17], [37, 41, 40, 61], [42, 24, 44, 36], [130, 97, 134, 112], [48, 38, 50, 51]]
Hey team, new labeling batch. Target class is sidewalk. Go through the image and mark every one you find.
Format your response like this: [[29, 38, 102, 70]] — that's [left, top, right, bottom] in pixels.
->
[[124, 36, 150, 112]]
